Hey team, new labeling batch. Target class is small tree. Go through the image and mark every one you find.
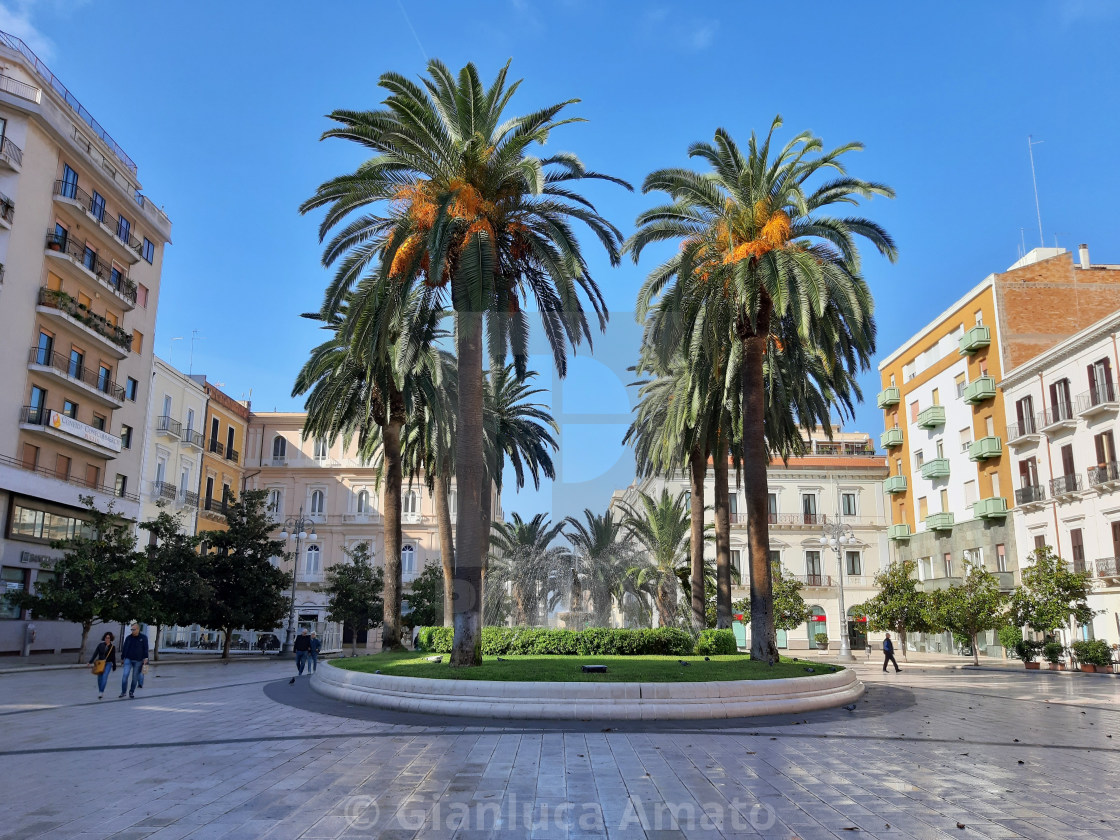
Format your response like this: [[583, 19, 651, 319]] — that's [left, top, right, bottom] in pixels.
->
[[141, 509, 209, 661], [199, 490, 290, 658], [731, 566, 812, 633], [851, 559, 936, 661], [404, 563, 443, 630], [1008, 546, 1097, 639], [9, 496, 142, 662], [324, 542, 384, 655], [930, 561, 1007, 666]]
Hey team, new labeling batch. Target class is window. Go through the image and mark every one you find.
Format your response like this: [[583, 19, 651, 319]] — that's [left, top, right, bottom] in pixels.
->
[[728, 494, 737, 516], [918, 496, 928, 520], [82, 244, 97, 272], [29, 385, 47, 419], [117, 424, 132, 451], [730, 549, 742, 585], [125, 377, 138, 401], [1049, 378, 1073, 421], [804, 551, 822, 585], [1, 568, 25, 619], [21, 444, 39, 470], [1033, 534, 1046, 551], [931, 387, 940, 406], [305, 545, 321, 575], [1094, 431, 1117, 468], [984, 416, 995, 437], [845, 551, 861, 576], [1089, 358, 1114, 404], [97, 365, 111, 393], [1015, 395, 1035, 434], [974, 309, 983, 326], [55, 455, 71, 479], [768, 549, 781, 568], [944, 552, 953, 578], [841, 492, 857, 517], [114, 474, 127, 498], [1061, 444, 1075, 480], [909, 400, 920, 422], [226, 426, 235, 457], [85, 464, 100, 488], [767, 493, 777, 522], [36, 331, 53, 365], [940, 489, 949, 513], [914, 451, 924, 469], [205, 476, 214, 509], [313, 437, 328, 461], [401, 544, 416, 577], [62, 400, 78, 419], [356, 489, 370, 514], [136, 284, 148, 307], [996, 544, 1007, 573], [990, 471, 1000, 498], [162, 394, 172, 418], [267, 489, 283, 515], [935, 439, 944, 459], [89, 190, 105, 222], [185, 408, 195, 436], [801, 493, 817, 524], [179, 468, 190, 496], [403, 490, 419, 515], [955, 373, 967, 398], [1070, 529, 1085, 572], [155, 458, 167, 488], [1019, 457, 1038, 489], [61, 163, 78, 197], [91, 413, 106, 431], [222, 483, 231, 510], [272, 436, 287, 459], [807, 605, 826, 641], [142, 238, 155, 263], [117, 214, 130, 244], [68, 348, 84, 378], [310, 489, 325, 515], [963, 480, 977, 507], [210, 417, 219, 447], [131, 330, 143, 354], [959, 427, 972, 453]]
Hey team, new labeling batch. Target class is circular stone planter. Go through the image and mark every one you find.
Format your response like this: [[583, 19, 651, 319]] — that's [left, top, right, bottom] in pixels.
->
[[310, 661, 864, 720]]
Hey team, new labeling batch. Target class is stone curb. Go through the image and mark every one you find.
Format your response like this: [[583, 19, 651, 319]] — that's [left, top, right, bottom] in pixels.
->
[[952, 664, 1119, 678], [0, 654, 286, 676], [310, 661, 864, 720]]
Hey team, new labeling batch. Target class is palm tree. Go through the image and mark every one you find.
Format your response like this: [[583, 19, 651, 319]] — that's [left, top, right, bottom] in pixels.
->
[[619, 489, 692, 629], [488, 513, 569, 625], [563, 507, 636, 627], [627, 118, 896, 661], [301, 61, 628, 666]]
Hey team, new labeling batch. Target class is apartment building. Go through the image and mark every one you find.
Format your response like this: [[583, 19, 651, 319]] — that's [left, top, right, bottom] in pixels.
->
[[1001, 309, 1120, 646], [194, 379, 249, 533], [0, 32, 172, 655], [138, 358, 207, 535], [877, 247, 1120, 653], [612, 430, 890, 651]]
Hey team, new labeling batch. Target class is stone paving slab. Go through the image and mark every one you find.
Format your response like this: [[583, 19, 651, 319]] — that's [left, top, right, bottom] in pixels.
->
[[0, 658, 1118, 839]]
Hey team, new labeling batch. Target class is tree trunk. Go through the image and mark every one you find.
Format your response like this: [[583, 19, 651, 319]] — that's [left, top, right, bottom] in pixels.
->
[[738, 298, 778, 663], [713, 432, 733, 629], [381, 389, 406, 650], [479, 475, 493, 627], [899, 627, 908, 661], [153, 624, 162, 662], [350, 624, 358, 657], [688, 445, 707, 631], [657, 580, 675, 629], [78, 621, 92, 663], [434, 467, 455, 627], [221, 626, 232, 659], [971, 631, 979, 667], [451, 311, 484, 667]]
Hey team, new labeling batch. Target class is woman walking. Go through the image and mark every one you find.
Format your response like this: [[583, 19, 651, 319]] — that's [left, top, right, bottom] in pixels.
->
[[89, 632, 117, 699]]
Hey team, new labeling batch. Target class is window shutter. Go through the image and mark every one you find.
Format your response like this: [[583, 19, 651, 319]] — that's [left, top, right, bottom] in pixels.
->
[[1088, 364, 1098, 403], [1096, 433, 1107, 466]]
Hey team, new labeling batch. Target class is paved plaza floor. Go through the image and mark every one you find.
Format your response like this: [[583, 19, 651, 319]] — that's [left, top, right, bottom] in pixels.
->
[[1, 656, 1118, 840]]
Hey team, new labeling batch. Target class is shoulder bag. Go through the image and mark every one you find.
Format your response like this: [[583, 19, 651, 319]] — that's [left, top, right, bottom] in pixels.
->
[[92, 643, 113, 675]]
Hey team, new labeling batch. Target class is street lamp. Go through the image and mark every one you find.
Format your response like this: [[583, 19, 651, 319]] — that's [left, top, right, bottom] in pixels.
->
[[819, 519, 857, 663], [279, 506, 317, 657]]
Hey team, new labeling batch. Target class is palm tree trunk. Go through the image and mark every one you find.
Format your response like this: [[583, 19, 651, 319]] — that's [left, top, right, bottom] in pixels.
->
[[479, 476, 493, 626], [451, 311, 484, 667], [381, 402, 405, 650], [688, 445, 706, 631], [713, 432, 733, 629], [657, 580, 675, 629], [433, 467, 455, 627], [738, 298, 778, 663]]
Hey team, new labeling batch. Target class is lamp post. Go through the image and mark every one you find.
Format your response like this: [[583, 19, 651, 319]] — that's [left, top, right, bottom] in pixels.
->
[[279, 506, 317, 657], [820, 518, 856, 663]]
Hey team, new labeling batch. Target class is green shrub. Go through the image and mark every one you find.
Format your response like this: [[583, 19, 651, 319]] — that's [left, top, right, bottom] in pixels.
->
[[695, 629, 737, 656], [814, 632, 829, 645], [997, 626, 1023, 652], [1013, 639, 1043, 662], [1042, 641, 1066, 664], [1071, 639, 1113, 667], [412, 626, 695, 657]]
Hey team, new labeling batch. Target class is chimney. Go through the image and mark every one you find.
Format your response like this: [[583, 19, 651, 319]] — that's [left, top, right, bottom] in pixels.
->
[[1079, 243, 1090, 270]]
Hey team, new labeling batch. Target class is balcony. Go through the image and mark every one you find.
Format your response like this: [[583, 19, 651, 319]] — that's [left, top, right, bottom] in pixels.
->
[[226, 447, 240, 464], [1006, 418, 1041, 449], [1096, 557, 1120, 584], [0, 135, 23, 171], [919, 576, 962, 592], [1040, 404, 1077, 436], [0, 72, 41, 103], [208, 440, 225, 457], [19, 406, 121, 459], [51, 182, 143, 265], [182, 490, 199, 508], [183, 429, 204, 449], [1077, 383, 1118, 418], [925, 512, 955, 531], [36, 288, 131, 359], [962, 376, 997, 404], [1088, 461, 1120, 491], [1048, 473, 1083, 500], [0, 453, 137, 503], [958, 325, 991, 355], [1015, 485, 1046, 509], [151, 480, 177, 502], [920, 458, 950, 480], [26, 347, 124, 407], [916, 405, 945, 429], [0, 190, 13, 230], [883, 475, 907, 494], [968, 436, 1003, 462], [880, 427, 903, 449], [793, 574, 834, 588], [876, 386, 900, 408], [155, 415, 182, 439], [888, 524, 911, 541], [972, 497, 1008, 519], [994, 571, 1016, 591], [44, 231, 137, 307]]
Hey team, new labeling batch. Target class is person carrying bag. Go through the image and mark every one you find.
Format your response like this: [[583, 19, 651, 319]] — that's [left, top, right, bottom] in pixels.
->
[[89, 632, 117, 699]]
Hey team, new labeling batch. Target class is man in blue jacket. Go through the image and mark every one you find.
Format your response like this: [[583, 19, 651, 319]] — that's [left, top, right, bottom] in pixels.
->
[[883, 633, 901, 673], [119, 621, 149, 699]]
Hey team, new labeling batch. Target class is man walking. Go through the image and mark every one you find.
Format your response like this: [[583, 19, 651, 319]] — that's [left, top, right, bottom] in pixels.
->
[[290, 629, 312, 684], [882, 633, 901, 673], [308, 631, 322, 672], [119, 621, 149, 699]]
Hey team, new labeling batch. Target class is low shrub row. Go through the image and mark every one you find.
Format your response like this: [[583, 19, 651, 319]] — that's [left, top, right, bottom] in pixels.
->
[[695, 629, 737, 656], [415, 626, 699, 657]]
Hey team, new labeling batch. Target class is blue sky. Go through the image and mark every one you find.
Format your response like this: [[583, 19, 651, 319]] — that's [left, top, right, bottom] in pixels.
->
[[8, 0, 1119, 522]]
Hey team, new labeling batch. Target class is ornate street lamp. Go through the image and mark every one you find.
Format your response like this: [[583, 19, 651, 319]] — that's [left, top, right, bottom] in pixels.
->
[[279, 506, 317, 657], [819, 518, 857, 663]]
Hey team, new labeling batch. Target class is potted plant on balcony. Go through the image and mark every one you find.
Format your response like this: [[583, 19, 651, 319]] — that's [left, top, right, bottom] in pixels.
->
[[814, 632, 829, 651], [1043, 640, 1066, 670]]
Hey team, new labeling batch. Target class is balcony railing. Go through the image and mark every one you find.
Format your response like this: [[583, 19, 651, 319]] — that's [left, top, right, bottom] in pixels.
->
[[0, 452, 138, 502], [958, 325, 991, 355], [962, 376, 997, 404], [182, 490, 199, 508], [1041, 404, 1076, 432], [916, 405, 945, 428], [1089, 461, 1119, 487], [0, 190, 13, 224], [925, 512, 955, 531], [52, 181, 144, 255], [0, 72, 41, 102], [876, 386, 900, 408], [881, 427, 903, 449], [1049, 474, 1083, 496], [1007, 418, 1039, 443], [968, 436, 1002, 462], [153, 480, 177, 501], [19, 404, 48, 425], [920, 458, 950, 480], [972, 497, 1008, 519], [794, 574, 833, 587], [888, 524, 911, 541], [226, 447, 239, 464], [0, 134, 23, 168], [156, 416, 182, 437], [883, 475, 907, 494], [184, 429, 204, 448], [1015, 485, 1046, 505], [1068, 557, 1088, 574], [26, 347, 124, 401], [208, 440, 225, 457], [1096, 557, 1120, 579], [37, 288, 133, 351], [1077, 383, 1118, 415], [45, 230, 137, 303]]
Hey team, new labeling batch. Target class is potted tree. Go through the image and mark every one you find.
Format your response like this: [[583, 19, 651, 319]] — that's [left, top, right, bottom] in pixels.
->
[[1014, 639, 1043, 669], [1043, 640, 1066, 670], [814, 632, 829, 651], [1071, 640, 1112, 673]]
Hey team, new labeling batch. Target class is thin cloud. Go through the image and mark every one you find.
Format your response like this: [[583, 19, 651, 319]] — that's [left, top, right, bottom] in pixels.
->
[[688, 19, 717, 51], [0, 0, 56, 59]]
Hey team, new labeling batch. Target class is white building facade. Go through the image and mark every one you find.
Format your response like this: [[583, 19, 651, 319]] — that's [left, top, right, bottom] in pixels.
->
[[1001, 310, 1120, 646]]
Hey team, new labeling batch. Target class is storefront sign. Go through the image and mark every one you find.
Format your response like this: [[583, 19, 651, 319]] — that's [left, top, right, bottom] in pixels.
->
[[809, 615, 827, 622], [48, 410, 122, 453]]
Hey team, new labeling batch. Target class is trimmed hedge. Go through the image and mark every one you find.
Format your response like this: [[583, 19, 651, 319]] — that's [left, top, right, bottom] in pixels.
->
[[695, 629, 737, 656], [415, 626, 695, 657]]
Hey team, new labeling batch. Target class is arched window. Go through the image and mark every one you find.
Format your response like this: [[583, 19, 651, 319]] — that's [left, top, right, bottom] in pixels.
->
[[305, 545, 321, 575], [403, 490, 418, 515], [401, 544, 416, 576], [808, 605, 826, 643], [310, 489, 325, 515], [356, 489, 369, 514], [272, 436, 286, 459]]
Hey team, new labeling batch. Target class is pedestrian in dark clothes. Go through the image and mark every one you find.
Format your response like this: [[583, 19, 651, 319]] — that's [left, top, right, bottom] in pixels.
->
[[883, 633, 901, 673]]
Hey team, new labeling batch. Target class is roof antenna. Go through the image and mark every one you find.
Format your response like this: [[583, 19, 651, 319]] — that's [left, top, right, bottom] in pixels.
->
[[189, 329, 204, 375], [1018, 227, 1025, 259], [1028, 136, 1045, 247]]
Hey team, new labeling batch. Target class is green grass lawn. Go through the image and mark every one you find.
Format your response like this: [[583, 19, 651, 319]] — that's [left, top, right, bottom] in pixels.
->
[[331, 652, 839, 682]]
